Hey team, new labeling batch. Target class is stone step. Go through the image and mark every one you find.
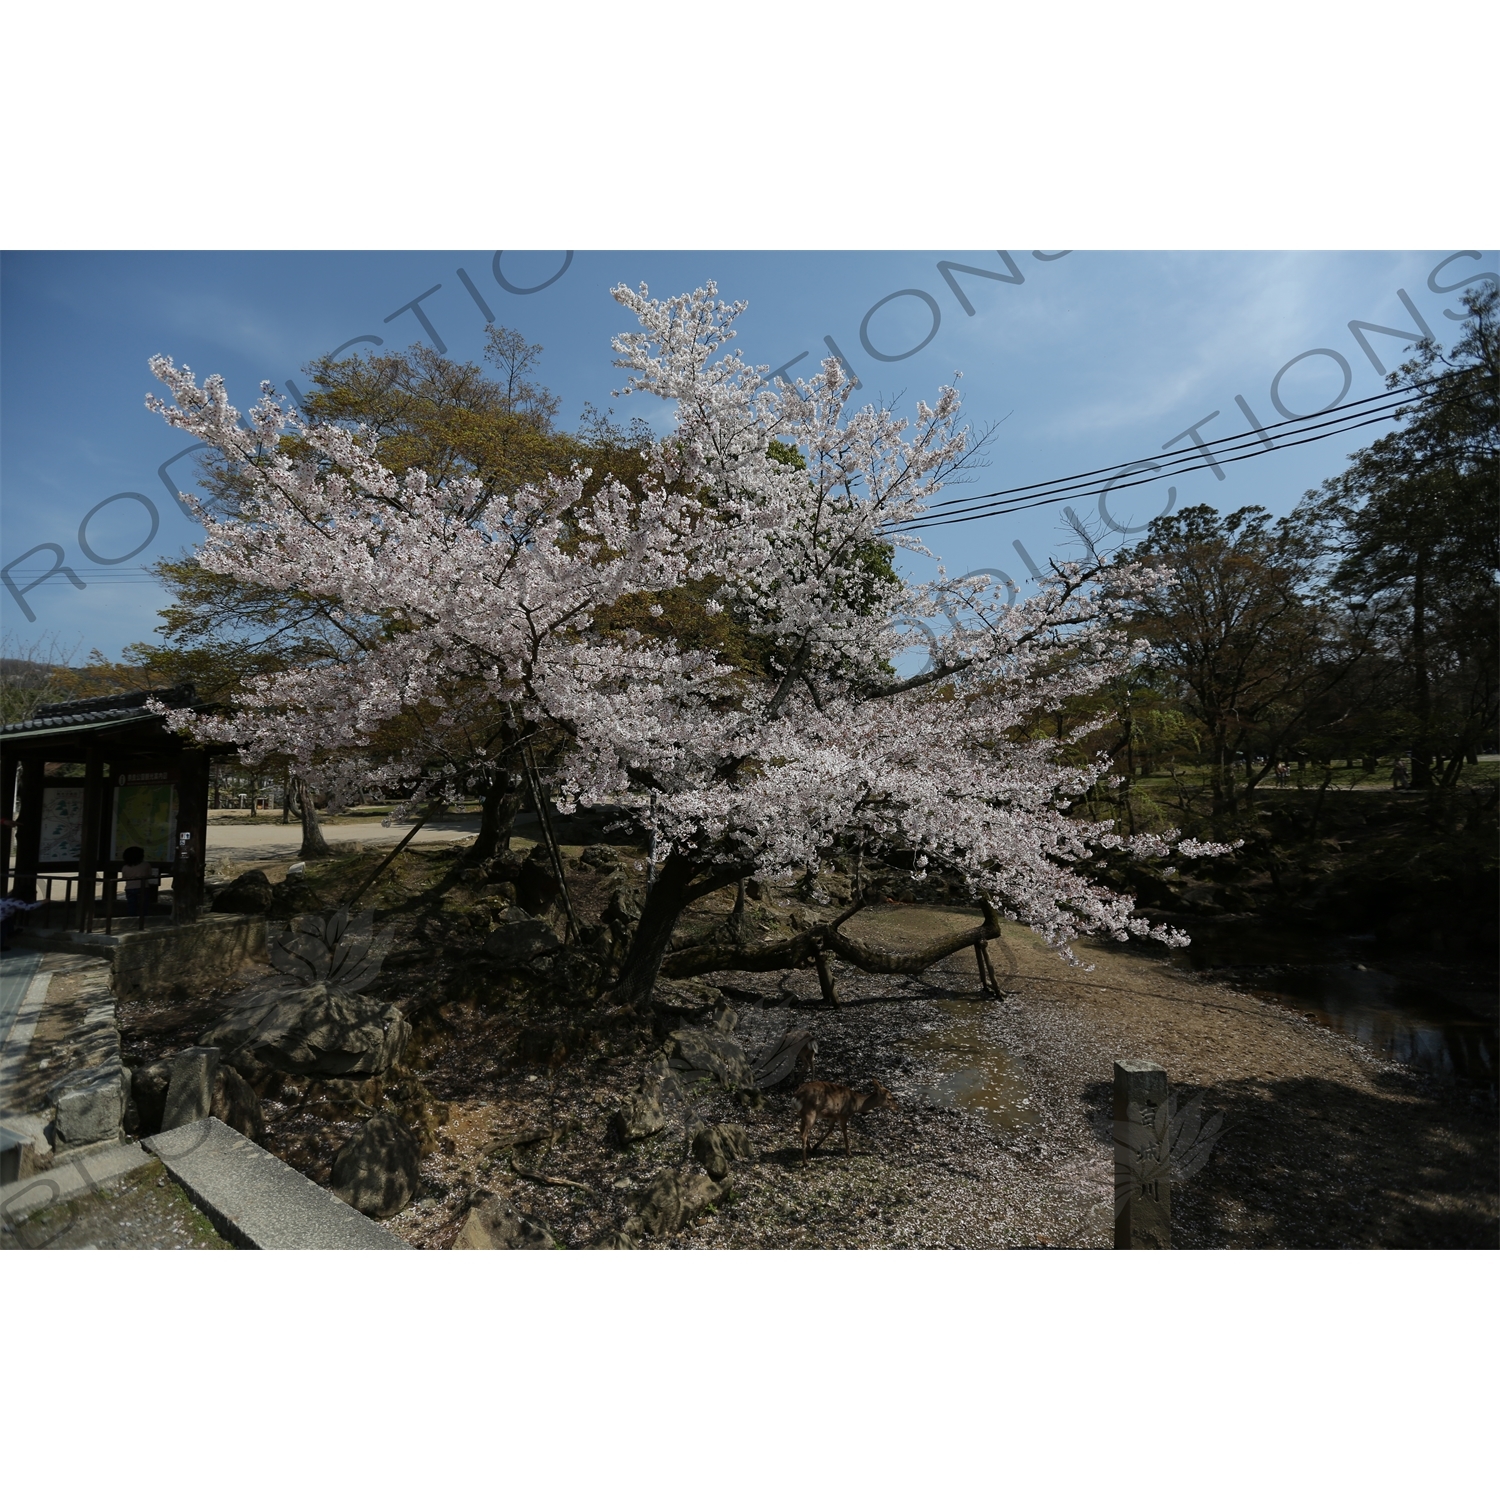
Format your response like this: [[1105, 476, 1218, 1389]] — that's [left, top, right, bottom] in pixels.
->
[[144, 1117, 412, 1250]]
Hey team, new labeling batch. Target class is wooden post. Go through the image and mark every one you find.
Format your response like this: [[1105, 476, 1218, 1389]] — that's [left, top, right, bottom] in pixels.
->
[[0, 750, 16, 895], [173, 748, 209, 922], [1113, 1059, 1171, 1249], [12, 755, 43, 902], [76, 741, 105, 931]]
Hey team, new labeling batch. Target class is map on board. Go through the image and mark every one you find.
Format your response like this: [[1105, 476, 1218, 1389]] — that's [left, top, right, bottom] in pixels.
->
[[38, 787, 84, 862], [112, 783, 176, 863]]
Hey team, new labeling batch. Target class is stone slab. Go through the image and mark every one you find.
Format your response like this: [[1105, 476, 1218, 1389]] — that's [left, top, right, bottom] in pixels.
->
[[145, 1116, 412, 1250], [0, 965, 53, 1113], [162, 1047, 218, 1130], [0, 1140, 150, 1222], [49, 1062, 130, 1146], [1113, 1058, 1171, 1250]]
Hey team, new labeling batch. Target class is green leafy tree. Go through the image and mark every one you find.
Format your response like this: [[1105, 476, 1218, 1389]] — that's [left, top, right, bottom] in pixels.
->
[[1310, 286, 1499, 787], [1120, 505, 1366, 818]]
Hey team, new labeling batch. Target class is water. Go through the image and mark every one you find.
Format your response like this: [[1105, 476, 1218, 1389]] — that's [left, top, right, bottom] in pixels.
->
[[1170, 921, 1497, 1087], [902, 999, 1042, 1134]]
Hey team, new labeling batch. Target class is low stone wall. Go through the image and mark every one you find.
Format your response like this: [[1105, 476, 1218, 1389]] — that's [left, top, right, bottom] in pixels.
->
[[18, 916, 268, 1004]]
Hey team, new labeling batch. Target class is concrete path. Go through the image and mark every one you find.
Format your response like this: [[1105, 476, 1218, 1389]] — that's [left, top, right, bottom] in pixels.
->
[[146, 1117, 411, 1249], [207, 815, 480, 863], [0, 1140, 150, 1223], [0, 951, 42, 1051], [0, 960, 54, 1113]]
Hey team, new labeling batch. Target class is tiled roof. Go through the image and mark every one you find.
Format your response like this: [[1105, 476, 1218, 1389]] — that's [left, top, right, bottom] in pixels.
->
[[1, 685, 200, 737]]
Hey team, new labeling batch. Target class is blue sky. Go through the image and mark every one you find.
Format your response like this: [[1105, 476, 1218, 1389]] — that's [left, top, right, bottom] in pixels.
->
[[3, 248, 1495, 663]]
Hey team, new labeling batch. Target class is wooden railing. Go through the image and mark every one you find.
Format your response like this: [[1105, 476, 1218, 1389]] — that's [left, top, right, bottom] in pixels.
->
[[4, 866, 177, 933]]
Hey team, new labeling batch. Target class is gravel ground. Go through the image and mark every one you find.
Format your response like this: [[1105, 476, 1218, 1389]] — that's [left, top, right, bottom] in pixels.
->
[[115, 888, 1498, 1250]]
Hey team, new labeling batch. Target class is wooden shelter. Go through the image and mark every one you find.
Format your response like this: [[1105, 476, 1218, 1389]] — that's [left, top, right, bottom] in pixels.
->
[[1, 686, 224, 931]]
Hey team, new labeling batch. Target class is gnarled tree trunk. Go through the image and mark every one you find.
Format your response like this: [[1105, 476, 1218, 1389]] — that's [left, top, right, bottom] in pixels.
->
[[610, 851, 745, 1010], [294, 775, 331, 859], [470, 767, 525, 865]]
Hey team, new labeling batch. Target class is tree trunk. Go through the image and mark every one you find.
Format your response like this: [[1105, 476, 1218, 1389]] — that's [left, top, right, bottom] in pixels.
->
[[470, 768, 524, 865], [663, 900, 1002, 983], [294, 776, 331, 859], [1209, 734, 1236, 817], [612, 851, 743, 1010], [1410, 557, 1434, 789]]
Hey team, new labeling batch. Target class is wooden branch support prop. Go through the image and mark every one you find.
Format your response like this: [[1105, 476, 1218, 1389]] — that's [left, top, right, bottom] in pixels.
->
[[344, 810, 430, 907], [814, 950, 840, 1006], [974, 938, 1004, 998], [518, 738, 579, 943]]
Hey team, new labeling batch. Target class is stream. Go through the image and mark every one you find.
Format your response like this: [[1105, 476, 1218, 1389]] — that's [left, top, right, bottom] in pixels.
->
[[1169, 919, 1497, 1090], [893, 916, 1496, 1142]]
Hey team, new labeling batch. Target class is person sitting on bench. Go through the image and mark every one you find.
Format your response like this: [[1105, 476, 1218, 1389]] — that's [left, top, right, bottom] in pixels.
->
[[119, 846, 158, 916]]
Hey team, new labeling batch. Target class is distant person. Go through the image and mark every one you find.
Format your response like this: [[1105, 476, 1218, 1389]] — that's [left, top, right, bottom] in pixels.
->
[[1274, 761, 1289, 787], [119, 846, 158, 916], [1391, 757, 1410, 791]]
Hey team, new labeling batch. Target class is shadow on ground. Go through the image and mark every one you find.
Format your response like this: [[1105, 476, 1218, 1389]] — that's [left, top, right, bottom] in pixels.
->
[[1077, 1070, 1498, 1249]]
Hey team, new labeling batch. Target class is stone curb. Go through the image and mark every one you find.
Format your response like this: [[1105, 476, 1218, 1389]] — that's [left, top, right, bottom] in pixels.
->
[[144, 1117, 412, 1250]]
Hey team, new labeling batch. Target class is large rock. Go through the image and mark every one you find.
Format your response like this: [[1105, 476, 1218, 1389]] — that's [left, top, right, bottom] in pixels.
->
[[161, 1046, 220, 1130], [516, 846, 562, 916], [199, 984, 409, 1077], [269, 908, 390, 992], [483, 913, 563, 968], [49, 1064, 129, 1146], [211, 869, 274, 915], [589, 1228, 638, 1249], [691, 1122, 755, 1181], [210, 1063, 265, 1143], [667, 1027, 754, 1090], [642, 1052, 685, 1104], [650, 979, 721, 1027], [608, 1086, 665, 1145], [626, 1167, 727, 1238], [753, 1027, 818, 1090], [329, 1112, 420, 1218], [452, 1189, 557, 1249], [383, 1074, 449, 1156]]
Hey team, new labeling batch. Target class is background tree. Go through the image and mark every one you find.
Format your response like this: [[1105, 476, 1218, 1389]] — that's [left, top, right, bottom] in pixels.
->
[[136, 330, 609, 859], [1310, 285, 1499, 787], [1119, 504, 1366, 819]]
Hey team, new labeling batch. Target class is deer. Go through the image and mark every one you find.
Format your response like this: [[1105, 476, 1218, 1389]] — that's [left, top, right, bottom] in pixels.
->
[[794, 1079, 899, 1164]]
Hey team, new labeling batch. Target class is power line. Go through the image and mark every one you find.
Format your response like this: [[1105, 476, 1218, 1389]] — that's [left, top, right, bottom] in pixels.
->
[[904, 407, 1410, 533], [0, 569, 162, 581], [921, 384, 1417, 513], [898, 384, 1418, 533]]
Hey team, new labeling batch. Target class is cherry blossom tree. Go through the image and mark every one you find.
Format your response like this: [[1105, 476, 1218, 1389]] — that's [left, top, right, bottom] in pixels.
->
[[145, 346, 711, 816], [549, 287, 1229, 1006], [148, 282, 1228, 1010]]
